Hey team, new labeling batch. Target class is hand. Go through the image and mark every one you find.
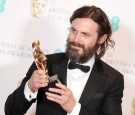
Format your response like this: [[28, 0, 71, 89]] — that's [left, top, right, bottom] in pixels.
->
[[46, 83, 76, 113], [28, 70, 49, 92]]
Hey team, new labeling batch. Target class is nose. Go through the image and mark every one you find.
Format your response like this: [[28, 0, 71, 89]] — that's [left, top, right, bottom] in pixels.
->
[[73, 33, 81, 42]]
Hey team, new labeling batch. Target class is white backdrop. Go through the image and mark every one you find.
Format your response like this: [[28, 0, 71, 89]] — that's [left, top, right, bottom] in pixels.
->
[[0, 0, 135, 115]]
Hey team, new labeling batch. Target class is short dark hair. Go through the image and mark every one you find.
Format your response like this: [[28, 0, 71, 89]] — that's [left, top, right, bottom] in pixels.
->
[[70, 5, 115, 59]]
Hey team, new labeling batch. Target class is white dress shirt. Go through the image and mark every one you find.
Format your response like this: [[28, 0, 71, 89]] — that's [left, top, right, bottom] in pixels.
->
[[24, 55, 95, 115], [67, 56, 95, 115]]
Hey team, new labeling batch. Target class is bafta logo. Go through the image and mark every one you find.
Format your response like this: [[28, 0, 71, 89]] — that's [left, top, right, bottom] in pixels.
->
[[132, 98, 135, 115], [31, 0, 48, 18]]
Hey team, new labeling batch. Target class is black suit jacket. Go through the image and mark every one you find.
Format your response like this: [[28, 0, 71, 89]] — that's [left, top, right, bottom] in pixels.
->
[[5, 53, 124, 115]]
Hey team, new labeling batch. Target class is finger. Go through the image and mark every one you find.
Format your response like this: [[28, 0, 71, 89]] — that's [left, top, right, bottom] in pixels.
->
[[36, 70, 46, 75], [35, 82, 48, 88], [32, 75, 48, 88], [38, 77, 49, 87], [38, 75, 49, 83], [46, 92, 64, 103], [46, 93, 63, 104], [40, 82, 48, 87], [55, 83, 69, 92], [48, 87, 65, 95], [38, 75, 45, 81]]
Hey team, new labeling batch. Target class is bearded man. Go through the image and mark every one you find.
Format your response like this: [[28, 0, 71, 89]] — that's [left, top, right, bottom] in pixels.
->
[[5, 5, 124, 115]]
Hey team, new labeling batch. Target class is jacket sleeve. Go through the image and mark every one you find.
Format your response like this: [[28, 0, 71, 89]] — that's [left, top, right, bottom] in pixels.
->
[[4, 83, 36, 115], [4, 62, 37, 115]]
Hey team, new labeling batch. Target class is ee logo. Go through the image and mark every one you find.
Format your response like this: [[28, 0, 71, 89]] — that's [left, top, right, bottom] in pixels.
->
[[0, 0, 6, 13], [54, 49, 63, 53], [111, 16, 120, 32]]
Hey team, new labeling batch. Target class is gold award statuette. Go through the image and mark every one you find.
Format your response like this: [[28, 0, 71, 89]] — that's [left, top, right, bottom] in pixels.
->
[[32, 40, 60, 91], [32, 40, 50, 80]]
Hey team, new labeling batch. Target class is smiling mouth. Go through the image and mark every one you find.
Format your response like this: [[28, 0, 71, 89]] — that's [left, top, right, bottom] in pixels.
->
[[68, 41, 84, 50], [71, 44, 82, 49]]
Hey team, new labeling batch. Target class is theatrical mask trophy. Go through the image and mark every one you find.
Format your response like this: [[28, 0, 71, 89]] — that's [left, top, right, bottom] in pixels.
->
[[32, 40, 60, 91]]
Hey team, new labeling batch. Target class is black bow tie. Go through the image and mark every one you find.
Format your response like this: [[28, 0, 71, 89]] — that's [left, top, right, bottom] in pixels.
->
[[68, 61, 90, 73]]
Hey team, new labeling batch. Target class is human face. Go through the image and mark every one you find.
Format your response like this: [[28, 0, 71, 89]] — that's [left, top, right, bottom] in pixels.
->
[[66, 18, 99, 63]]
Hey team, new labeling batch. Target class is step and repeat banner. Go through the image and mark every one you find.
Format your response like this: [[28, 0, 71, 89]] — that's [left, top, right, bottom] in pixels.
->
[[0, 0, 135, 115]]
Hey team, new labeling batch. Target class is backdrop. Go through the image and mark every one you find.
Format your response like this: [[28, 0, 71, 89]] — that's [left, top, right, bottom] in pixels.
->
[[0, 0, 135, 115]]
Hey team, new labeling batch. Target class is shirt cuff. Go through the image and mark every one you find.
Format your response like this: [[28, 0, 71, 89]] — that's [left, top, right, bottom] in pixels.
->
[[67, 102, 81, 115], [24, 81, 38, 101]]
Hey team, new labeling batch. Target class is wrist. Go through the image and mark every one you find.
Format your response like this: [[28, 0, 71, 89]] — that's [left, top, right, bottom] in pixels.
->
[[28, 81, 36, 93]]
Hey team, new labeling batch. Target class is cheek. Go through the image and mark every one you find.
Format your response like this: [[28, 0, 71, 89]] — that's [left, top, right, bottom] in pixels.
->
[[67, 37, 73, 42], [85, 40, 97, 48]]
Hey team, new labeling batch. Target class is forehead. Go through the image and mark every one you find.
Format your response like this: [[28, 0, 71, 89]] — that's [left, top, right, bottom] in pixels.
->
[[71, 18, 99, 34]]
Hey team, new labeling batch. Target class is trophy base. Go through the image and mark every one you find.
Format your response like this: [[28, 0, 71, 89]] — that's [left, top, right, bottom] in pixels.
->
[[44, 74, 61, 95]]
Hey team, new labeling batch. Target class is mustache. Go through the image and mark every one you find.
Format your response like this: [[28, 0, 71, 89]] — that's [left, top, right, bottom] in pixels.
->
[[68, 41, 85, 49]]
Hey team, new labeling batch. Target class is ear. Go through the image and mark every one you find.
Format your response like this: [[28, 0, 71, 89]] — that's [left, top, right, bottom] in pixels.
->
[[98, 34, 108, 44]]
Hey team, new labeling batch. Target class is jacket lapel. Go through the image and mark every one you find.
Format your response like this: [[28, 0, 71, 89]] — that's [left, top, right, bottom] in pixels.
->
[[79, 60, 107, 105], [50, 53, 68, 85], [57, 58, 68, 85]]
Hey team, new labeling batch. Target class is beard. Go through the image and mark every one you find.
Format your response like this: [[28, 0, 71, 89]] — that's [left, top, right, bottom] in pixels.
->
[[65, 39, 99, 64]]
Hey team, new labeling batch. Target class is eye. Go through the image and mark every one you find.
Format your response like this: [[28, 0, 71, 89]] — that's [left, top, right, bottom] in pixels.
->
[[82, 33, 90, 38], [68, 27, 77, 34]]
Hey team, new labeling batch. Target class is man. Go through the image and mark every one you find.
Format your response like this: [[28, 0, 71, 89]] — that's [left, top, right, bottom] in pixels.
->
[[5, 5, 124, 115]]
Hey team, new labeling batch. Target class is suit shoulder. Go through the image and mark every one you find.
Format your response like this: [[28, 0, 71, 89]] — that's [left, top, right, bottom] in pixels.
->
[[100, 60, 123, 78], [46, 52, 67, 64]]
